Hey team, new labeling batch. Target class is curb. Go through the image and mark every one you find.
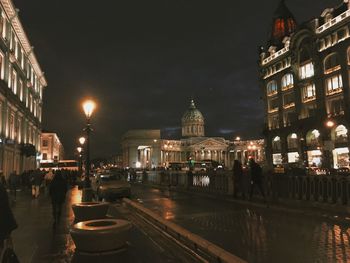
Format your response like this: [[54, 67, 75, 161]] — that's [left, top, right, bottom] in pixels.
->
[[123, 197, 247, 263]]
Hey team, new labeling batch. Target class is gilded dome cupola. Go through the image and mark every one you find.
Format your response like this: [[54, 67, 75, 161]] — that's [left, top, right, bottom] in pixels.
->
[[181, 100, 205, 137]]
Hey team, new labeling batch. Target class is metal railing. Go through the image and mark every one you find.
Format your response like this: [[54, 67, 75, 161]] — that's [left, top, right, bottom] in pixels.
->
[[143, 169, 350, 206]]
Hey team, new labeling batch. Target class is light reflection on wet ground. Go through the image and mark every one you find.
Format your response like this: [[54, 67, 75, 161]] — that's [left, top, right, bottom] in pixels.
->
[[11, 187, 192, 263], [131, 184, 350, 263]]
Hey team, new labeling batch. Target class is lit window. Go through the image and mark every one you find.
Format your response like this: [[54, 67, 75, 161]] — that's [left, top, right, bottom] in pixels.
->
[[326, 74, 342, 95], [324, 54, 340, 74], [281, 74, 293, 90], [268, 97, 279, 113], [299, 62, 314, 79], [267, 80, 278, 96], [10, 69, 17, 94], [288, 152, 299, 163], [302, 83, 316, 102], [283, 92, 294, 108]]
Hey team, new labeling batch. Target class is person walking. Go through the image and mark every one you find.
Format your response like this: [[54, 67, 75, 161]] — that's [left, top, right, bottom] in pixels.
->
[[233, 160, 244, 199], [31, 169, 43, 198], [8, 171, 18, 202], [0, 180, 18, 258], [249, 158, 266, 202], [49, 170, 67, 227], [44, 169, 54, 195]]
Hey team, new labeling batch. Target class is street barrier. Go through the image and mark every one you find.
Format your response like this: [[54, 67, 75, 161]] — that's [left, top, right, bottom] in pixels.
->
[[144, 170, 350, 206]]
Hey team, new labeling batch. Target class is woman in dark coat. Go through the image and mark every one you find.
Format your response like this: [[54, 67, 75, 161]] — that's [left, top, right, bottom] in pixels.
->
[[0, 181, 17, 255], [49, 170, 67, 226]]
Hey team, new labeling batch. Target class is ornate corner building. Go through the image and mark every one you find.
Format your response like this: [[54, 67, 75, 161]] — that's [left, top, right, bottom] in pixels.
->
[[0, 0, 47, 178], [259, 0, 350, 169]]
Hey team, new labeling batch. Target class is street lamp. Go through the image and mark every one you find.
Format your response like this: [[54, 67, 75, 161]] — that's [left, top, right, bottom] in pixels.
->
[[77, 147, 83, 175], [82, 99, 96, 184]]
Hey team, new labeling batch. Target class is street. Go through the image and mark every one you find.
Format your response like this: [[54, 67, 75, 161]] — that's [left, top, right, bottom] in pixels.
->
[[131, 184, 350, 263]]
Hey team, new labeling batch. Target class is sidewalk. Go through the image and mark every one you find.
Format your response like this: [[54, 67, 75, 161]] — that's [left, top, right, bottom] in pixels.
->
[[9, 186, 198, 263]]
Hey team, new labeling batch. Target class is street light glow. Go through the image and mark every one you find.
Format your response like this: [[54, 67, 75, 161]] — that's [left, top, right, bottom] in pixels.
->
[[82, 99, 96, 119], [77, 147, 82, 153], [79, 137, 86, 145], [326, 120, 335, 128]]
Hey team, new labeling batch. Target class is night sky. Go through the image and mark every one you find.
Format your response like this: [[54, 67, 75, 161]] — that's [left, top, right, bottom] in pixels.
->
[[14, 0, 337, 158]]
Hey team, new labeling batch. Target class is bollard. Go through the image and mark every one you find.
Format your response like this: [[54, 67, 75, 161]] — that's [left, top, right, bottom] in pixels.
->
[[82, 187, 93, 202]]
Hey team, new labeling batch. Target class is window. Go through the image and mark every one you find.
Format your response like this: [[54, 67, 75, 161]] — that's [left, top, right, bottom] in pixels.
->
[[10, 69, 17, 94], [324, 54, 340, 74], [284, 111, 296, 126], [326, 74, 342, 95], [302, 83, 316, 102], [306, 129, 321, 147], [287, 133, 298, 149], [9, 114, 14, 140], [281, 74, 294, 90], [332, 125, 348, 143], [268, 97, 279, 112], [273, 153, 282, 165], [267, 80, 278, 96], [43, 153, 47, 160], [299, 62, 314, 79], [0, 52, 4, 80], [328, 99, 344, 116], [42, 139, 48, 147], [288, 152, 300, 163], [272, 136, 281, 151], [269, 115, 279, 130], [283, 92, 294, 108], [19, 80, 23, 101]]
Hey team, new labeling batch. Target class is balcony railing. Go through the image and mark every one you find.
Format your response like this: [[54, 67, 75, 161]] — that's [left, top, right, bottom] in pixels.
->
[[262, 46, 289, 65], [316, 10, 350, 34]]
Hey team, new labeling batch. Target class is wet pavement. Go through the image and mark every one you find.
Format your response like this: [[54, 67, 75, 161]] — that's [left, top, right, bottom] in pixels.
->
[[9, 187, 199, 263], [131, 184, 350, 263]]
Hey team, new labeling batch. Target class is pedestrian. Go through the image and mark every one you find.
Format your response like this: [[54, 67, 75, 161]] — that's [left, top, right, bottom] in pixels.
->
[[233, 160, 244, 199], [248, 158, 266, 201], [8, 171, 18, 201], [0, 180, 18, 258], [0, 170, 6, 189], [31, 169, 43, 198], [44, 169, 54, 195], [49, 170, 67, 227]]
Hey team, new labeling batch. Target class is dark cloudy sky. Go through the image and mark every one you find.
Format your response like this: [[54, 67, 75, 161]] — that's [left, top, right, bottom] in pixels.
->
[[14, 0, 337, 158]]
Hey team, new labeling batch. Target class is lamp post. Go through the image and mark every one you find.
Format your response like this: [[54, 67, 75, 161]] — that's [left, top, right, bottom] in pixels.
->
[[82, 100, 96, 184], [324, 119, 335, 170], [77, 146, 83, 175]]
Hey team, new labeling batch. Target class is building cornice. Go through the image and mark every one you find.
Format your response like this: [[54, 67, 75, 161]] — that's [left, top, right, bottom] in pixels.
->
[[0, 0, 47, 87]]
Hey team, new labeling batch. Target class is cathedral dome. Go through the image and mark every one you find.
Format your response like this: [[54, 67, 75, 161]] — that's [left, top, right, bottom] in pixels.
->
[[182, 100, 205, 137]]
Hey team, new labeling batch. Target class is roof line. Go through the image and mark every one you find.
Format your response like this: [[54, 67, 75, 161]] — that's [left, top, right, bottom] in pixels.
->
[[0, 0, 47, 87]]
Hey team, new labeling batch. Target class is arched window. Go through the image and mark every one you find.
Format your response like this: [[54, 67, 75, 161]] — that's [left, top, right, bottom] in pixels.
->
[[324, 53, 340, 74], [299, 48, 314, 79], [267, 80, 278, 96], [281, 73, 294, 90], [272, 136, 281, 151], [287, 133, 298, 149], [332, 125, 348, 143], [306, 129, 321, 146], [347, 47, 350, 65]]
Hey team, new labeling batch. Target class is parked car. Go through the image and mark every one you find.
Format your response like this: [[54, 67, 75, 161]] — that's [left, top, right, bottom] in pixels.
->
[[91, 173, 131, 201]]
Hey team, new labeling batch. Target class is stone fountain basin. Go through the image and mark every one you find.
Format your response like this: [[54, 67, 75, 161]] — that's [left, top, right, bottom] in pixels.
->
[[70, 219, 132, 252], [72, 202, 109, 222]]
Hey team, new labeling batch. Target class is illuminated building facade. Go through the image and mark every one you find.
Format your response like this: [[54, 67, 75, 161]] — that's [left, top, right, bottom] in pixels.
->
[[122, 100, 231, 169], [40, 132, 64, 163], [228, 138, 265, 167], [259, 0, 350, 169], [0, 0, 47, 177]]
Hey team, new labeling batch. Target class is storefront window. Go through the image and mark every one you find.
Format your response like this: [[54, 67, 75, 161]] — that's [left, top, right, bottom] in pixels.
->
[[272, 136, 281, 151], [273, 153, 282, 165], [288, 152, 299, 163], [287, 133, 298, 149], [332, 147, 349, 168], [307, 150, 322, 167]]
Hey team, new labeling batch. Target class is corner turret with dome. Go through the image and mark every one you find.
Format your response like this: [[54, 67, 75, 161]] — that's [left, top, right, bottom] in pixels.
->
[[269, 0, 297, 47], [181, 99, 205, 137]]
